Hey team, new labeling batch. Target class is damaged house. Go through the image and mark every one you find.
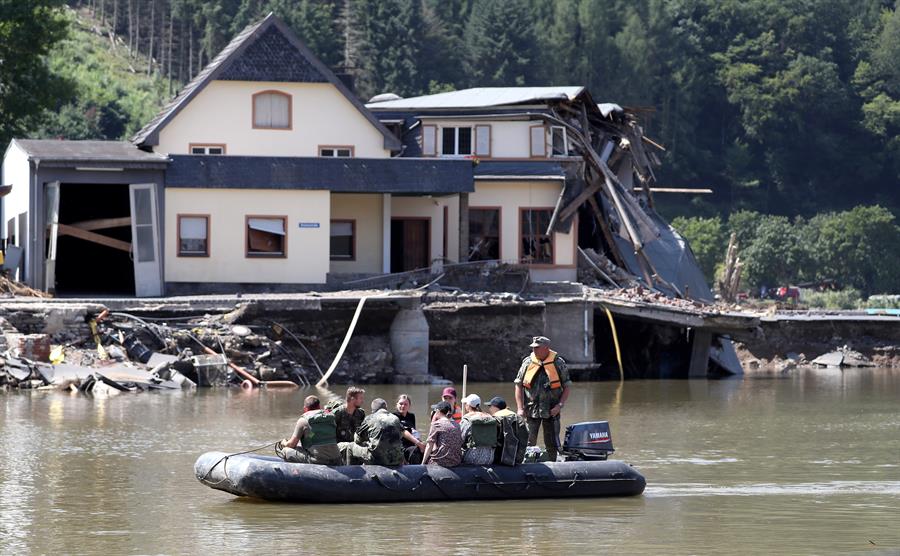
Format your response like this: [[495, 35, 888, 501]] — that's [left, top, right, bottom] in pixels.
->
[[1, 13, 743, 377]]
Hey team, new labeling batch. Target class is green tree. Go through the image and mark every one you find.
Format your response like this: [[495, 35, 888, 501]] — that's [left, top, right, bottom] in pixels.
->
[[463, 0, 537, 86], [349, 0, 426, 99], [741, 215, 807, 289], [0, 0, 72, 147], [670, 216, 726, 281], [805, 206, 900, 294]]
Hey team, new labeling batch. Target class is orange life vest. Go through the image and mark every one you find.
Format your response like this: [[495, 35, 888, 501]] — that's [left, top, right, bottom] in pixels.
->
[[451, 404, 462, 423], [523, 350, 562, 390]]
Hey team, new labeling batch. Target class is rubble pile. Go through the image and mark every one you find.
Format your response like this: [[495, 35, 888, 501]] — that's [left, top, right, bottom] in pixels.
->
[[0, 275, 50, 298], [0, 309, 361, 394]]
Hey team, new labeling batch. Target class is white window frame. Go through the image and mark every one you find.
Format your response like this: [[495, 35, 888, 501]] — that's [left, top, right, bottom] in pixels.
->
[[550, 126, 569, 156], [189, 144, 225, 155], [440, 126, 474, 156], [319, 146, 354, 158]]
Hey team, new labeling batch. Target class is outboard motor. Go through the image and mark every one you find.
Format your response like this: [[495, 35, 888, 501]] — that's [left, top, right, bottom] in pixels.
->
[[561, 421, 614, 461]]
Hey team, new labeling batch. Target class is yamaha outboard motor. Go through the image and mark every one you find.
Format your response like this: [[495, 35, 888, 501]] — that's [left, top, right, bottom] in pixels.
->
[[562, 421, 614, 461]]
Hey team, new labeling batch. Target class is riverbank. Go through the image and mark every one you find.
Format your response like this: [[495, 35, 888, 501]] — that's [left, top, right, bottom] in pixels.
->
[[735, 310, 900, 372], [2, 288, 899, 389]]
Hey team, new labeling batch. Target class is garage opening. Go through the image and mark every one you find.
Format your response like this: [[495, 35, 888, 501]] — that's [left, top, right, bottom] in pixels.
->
[[594, 311, 692, 379], [54, 183, 134, 296]]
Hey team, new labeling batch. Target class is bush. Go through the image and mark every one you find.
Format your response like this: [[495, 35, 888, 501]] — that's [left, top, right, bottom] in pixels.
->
[[670, 216, 726, 281], [865, 295, 900, 309], [801, 288, 864, 310]]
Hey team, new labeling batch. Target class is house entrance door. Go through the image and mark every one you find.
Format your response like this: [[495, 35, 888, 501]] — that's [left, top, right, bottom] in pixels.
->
[[390, 218, 430, 273]]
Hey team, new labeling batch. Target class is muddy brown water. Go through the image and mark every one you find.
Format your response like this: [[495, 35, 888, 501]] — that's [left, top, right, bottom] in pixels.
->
[[2, 369, 898, 555]]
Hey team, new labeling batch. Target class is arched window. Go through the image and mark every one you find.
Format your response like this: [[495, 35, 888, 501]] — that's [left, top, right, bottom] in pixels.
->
[[252, 90, 291, 129]]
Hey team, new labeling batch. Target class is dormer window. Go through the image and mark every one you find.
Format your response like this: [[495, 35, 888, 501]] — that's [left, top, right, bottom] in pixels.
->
[[253, 90, 292, 129], [441, 126, 472, 156]]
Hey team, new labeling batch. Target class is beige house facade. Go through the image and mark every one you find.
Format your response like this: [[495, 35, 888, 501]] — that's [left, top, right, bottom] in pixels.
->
[[1, 16, 597, 296]]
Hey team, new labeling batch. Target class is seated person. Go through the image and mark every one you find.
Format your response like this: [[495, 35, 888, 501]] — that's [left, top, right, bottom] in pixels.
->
[[393, 394, 425, 464], [333, 386, 366, 443], [422, 401, 463, 467], [459, 394, 499, 465], [338, 398, 404, 466], [487, 396, 529, 465], [278, 395, 342, 465]]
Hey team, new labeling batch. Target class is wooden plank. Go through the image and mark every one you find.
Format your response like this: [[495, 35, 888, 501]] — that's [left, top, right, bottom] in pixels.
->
[[633, 188, 713, 194], [586, 195, 627, 269], [57, 223, 131, 252], [70, 217, 132, 231], [558, 179, 602, 222]]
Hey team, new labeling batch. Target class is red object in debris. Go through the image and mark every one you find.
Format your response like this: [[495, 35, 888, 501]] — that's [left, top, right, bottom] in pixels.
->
[[15, 334, 51, 362]]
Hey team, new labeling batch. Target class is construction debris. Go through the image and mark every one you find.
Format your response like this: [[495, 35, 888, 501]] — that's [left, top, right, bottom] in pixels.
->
[[811, 346, 875, 368], [0, 308, 333, 393], [0, 275, 50, 298]]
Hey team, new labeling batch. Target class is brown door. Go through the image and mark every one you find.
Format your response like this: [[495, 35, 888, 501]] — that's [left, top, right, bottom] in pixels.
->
[[391, 219, 430, 272]]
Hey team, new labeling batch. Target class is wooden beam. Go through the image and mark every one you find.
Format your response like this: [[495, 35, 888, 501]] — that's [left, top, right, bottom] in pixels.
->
[[57, 223, 131, 252], [633, 187, 713, 194], [70, 217, 132, 231], [586, 195, 627, 269], [641, 135, 666, 151], [559, 179, 603, 222]]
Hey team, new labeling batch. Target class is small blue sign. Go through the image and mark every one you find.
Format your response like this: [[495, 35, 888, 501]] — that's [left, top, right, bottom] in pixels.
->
[[298, 222, 320, 229]]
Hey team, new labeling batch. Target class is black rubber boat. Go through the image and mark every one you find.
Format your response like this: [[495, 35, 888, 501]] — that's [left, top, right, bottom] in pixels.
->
[[194, 452, 645, 503], [194, 421, 646, 503]]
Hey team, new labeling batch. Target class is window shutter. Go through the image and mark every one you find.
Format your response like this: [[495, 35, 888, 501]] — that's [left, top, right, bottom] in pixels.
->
[[475, 125, 491, 157], [422, 125, 437, 156], [530, 125, 546, 157]]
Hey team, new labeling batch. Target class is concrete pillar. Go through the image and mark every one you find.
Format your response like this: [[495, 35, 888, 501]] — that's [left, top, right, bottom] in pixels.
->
[[458, 192, 469, 262], [382, 193, 391, 274], [390, 308, 429, 379], [543, 301, 594, 364], [689, 329, 712, 378]]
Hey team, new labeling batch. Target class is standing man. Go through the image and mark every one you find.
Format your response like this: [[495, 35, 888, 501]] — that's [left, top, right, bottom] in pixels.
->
[[334, 386, 366, 443], [514, 336, 571, 462], [277, 395, 341, 465]]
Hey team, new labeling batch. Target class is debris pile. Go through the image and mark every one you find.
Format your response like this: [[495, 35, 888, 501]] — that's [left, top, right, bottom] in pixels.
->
[[0, 275, 50, 298], [810, 345, 874, 368], [0, 309, 356, 393]]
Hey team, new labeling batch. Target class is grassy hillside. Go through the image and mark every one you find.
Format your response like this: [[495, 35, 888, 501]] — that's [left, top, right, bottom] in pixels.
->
[[35, 7, 174, 141]]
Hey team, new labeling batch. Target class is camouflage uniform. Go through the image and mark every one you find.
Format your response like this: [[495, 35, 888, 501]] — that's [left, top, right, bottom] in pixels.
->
[[514, 353, 571, 461], [333, 403, 365, 443], [339, 409, 404, 466]]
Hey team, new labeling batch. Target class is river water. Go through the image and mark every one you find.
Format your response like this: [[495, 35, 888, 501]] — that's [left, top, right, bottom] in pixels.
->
[[1, 368, 898, 555]]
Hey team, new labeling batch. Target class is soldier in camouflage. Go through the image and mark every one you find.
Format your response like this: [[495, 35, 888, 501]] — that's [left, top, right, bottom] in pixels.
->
[[333, 386, 366, 443], [514, 336, 572, 462], [338, 398, 405, 466]]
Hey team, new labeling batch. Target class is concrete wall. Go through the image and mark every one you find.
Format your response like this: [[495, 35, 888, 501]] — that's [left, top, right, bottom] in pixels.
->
[[391, 195, 460, 264], [156, 81, 390, 158], [468, 180, 576, 269], [164, 187, 331, 284], [329, 193, 383, 274]]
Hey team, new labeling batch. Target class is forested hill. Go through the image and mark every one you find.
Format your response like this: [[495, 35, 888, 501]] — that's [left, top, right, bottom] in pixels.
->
[[3, 0, 899, 221]]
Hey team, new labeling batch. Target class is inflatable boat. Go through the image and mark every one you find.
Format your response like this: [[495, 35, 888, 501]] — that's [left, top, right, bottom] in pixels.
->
[[194, 421, 646, 503]]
